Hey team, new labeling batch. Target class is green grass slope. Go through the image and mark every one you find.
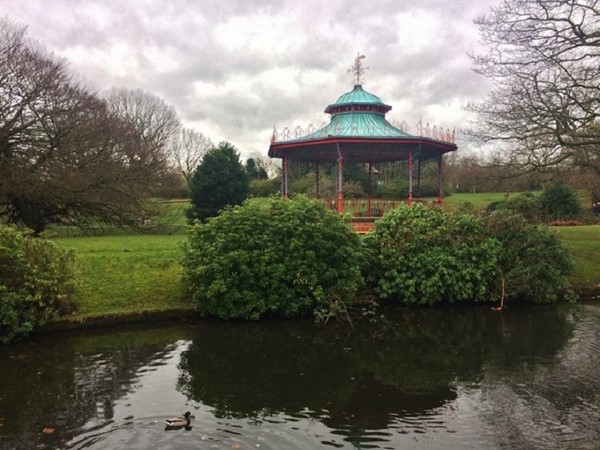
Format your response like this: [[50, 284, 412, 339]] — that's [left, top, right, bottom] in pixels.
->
[[58, 235, 192, 319], [551, 225, 600, 287]]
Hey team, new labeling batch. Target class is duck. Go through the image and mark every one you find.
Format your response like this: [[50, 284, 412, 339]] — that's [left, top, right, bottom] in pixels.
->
[[164, 411, 194, 430]]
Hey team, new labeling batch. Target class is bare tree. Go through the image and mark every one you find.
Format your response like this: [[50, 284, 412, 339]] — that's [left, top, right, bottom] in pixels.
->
[[171, 127, 212, 186], [0, 20, 175, 233], [467, 0, 600, 186], [106, 88, 181, 169]]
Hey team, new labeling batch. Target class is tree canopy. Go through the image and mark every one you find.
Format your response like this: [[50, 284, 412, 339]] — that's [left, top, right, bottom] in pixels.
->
[[468, 0, 600, 189]]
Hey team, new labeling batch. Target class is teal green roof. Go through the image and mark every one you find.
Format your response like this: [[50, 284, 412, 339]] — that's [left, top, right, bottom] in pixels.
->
[[294, 84, 411, 140], [269, 82, 458, 163], [297, 111, 412, 141], [333, 84, 385, 106]]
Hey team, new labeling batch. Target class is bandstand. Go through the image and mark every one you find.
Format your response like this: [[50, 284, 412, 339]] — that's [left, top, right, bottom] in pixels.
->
[[268, 55, 458, 232]]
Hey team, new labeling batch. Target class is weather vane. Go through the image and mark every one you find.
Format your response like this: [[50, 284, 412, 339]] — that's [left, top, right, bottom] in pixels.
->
[[349, 53, 368, 86]]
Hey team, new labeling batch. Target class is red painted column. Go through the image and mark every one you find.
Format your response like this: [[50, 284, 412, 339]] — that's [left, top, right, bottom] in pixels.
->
[[408, 148, 413, 206], [437, 154, 444, 205], [283, 155, 289, 198], [337, 143, 344, 213], [367, 162, 373, 216]]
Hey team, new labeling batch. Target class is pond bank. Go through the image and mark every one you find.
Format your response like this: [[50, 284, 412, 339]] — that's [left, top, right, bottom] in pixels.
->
[[38, 287, 600, 335], [38, 307, 197, 333], [41, 225, 600, 335]]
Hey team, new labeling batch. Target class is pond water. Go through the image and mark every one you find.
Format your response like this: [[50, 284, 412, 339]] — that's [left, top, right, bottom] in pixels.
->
[[1, 303, 599, 449]]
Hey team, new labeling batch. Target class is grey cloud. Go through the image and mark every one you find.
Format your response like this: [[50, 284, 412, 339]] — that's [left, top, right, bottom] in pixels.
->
[[1, 0, 499, 156]]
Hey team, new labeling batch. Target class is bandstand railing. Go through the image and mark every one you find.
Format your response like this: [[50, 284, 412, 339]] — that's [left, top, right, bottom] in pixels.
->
[[321, 198, 447, 233], [323, 198, 443, 217]]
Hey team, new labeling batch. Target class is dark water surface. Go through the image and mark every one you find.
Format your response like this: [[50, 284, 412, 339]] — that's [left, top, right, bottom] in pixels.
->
[[1, 304, 599, 449]]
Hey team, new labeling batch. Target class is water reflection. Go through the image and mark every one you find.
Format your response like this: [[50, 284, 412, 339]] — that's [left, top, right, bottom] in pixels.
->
[[176, 305, 577, 447], [0, 304, 598, 449], [477, 304, 600, 449], [0, 325, 194, 450]]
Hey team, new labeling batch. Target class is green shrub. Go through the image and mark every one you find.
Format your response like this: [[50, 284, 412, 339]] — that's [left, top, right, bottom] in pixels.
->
[[485, 192, 541, 222], [0, 225, 77, 343], [364, 204, 501, 305], [181, 196, 364, 320], [538, 183, 582, 222], [249, 178, 280, 197], [454, 200, 475, 214], [483, 211, 574, 303]]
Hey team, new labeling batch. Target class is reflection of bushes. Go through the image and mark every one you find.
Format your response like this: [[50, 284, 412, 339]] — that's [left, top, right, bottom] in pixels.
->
[[177, 321, 361, 419], [177, 305, 574, 427], [177, 318, 459, 429], [350, 308, 494, 390]]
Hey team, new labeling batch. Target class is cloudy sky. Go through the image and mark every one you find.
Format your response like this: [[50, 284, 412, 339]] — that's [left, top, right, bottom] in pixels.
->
[[1, 0, 498, 158]]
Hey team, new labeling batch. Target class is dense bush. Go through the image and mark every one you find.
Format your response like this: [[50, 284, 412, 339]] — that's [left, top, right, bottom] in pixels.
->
[[365, 205, 574, 306], [483, 211, 574, 303], [486, 192, 541, 222], [0, 225, 77, 343], [181, 196, 364, 320], [538, 183, 582, 221], [364, 204, 501, 305]]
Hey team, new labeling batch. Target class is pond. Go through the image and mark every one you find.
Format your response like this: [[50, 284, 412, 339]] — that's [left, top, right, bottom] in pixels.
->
[[0, 303, 599, 449]]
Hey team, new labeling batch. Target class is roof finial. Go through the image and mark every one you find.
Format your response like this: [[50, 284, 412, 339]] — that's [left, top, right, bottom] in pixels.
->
[[349, 53, 368, 86]]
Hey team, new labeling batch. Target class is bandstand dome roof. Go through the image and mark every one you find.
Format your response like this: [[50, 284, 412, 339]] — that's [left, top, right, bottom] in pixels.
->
[[268, 80, 457, 165], [327, 84, 389, 110]]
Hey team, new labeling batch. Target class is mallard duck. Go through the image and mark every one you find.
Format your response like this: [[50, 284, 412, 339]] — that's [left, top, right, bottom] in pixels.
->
[[164, 411, 193, 430]]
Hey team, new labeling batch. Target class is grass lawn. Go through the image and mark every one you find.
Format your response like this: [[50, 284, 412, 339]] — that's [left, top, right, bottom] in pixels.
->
[[551, 225, 600, 287], [57, 234, 193, 320]]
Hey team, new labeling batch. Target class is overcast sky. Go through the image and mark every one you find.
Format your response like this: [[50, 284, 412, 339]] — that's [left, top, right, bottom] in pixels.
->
[[1, 0, 498, 158]]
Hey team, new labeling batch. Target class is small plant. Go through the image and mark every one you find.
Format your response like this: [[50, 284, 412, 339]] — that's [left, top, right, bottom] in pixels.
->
[[485, 192, 541, 223], [454, 200, 474, 214], [0, 225, 77, 343]]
